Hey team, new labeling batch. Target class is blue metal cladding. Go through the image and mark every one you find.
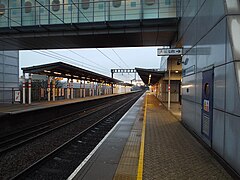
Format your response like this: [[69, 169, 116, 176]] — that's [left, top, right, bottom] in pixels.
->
[[0, 0, 177, 27]]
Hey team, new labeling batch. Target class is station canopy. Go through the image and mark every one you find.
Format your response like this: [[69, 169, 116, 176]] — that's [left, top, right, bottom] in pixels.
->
[[135, 68, 165, 85], [22, 62, 122, 84]]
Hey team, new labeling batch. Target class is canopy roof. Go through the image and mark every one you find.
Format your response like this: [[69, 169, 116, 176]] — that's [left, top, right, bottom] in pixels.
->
[[22, 62, 122, 84], [135, 68, 165, 85]]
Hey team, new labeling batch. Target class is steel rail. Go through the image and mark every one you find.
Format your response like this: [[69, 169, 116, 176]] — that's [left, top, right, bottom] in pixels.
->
[[0, 96, 129, 154], [11, 94, 140, 180]]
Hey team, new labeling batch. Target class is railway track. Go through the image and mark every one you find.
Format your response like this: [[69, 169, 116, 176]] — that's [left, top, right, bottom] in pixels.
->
[[0, 92, 143, 179], [0, 96, 130, 154]]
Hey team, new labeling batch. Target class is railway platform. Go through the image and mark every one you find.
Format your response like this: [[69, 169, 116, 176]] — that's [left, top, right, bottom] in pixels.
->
[[0, 93, 117, 114], [69, 93, 233, 180], [0, 93, 133, 137]]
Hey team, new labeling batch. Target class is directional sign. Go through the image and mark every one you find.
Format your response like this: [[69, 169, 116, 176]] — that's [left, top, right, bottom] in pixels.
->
[[157, 48, 182, 56]]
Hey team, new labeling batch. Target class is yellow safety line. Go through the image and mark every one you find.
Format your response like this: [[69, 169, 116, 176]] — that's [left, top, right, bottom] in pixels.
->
[[137, 95, 147, 180]]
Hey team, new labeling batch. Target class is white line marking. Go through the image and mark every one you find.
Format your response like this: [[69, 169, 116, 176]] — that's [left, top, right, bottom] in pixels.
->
[[67, 94, 145, 180]]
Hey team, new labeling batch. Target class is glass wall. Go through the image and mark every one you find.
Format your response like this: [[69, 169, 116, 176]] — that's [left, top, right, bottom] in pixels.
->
[[0, 0, 9, 27], [22, 0, 36, 26], [0, 0, 177, 27]]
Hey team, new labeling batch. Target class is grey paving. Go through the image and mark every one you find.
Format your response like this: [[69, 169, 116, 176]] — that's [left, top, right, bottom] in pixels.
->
[[71, 95, 145, 180], [143, 95, 232, 180]]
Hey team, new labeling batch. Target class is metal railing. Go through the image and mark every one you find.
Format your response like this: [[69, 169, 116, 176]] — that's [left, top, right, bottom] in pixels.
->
[[0, 0, 178, 28]]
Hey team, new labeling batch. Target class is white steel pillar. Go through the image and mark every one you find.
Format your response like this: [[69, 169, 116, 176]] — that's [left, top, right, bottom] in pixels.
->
[[22, 74, 26, 104], [89, 81, 92, 96], [28, 75, 32, 104], [80, 81, 82, 98], [71, 79, 74, 99], [168, 69, 171, 110], [67, 79, 70, 99], [92, 82, 95, 96], [83, 80, 86, 98], [96, 83, 98, 96], [52, 78, 56, 101], [47, 76, 51, 101]]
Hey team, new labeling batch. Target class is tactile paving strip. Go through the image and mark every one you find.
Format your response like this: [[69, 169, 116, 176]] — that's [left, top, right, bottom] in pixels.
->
[[113, 105, 144, 180]]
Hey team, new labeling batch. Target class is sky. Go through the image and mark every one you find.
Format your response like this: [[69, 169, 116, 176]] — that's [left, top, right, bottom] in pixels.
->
[[19, 47, 163, 82]]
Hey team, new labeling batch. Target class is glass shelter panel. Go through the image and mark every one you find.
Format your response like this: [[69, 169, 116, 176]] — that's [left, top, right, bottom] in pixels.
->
[[69, 0, 80, 23], [9, 0, 21, 27], [159, 0, 176, 18], [0, 0, 9, 27], [126, 0, 141, 20], [109, 0, 125, 21], [143, 0, 159, 19], [22, 0, 36, 26], [36, 0, 50, 25], [94, 0, 107, 22], [50, 0, 64, 24], [0, 0, 177, 28], [63, 0, 72, 23], [78, 0, 94, 23]]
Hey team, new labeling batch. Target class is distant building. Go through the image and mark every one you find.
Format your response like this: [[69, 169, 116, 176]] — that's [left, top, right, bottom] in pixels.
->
[[0, 51, 19, 103]]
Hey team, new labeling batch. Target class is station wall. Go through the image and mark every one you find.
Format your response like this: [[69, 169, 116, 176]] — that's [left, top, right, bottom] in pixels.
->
[[179, 0, 240, 174], [0, 51, 19, 103]]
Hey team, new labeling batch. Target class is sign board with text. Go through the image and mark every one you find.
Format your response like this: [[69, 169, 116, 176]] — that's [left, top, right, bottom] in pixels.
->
[[157, 48, 182, 56], [14, 90, 21, 102]]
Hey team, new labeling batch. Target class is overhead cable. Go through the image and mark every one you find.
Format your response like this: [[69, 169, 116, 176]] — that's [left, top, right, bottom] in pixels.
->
[[31, 50, 108, 75], [68, 50, 108, 71]]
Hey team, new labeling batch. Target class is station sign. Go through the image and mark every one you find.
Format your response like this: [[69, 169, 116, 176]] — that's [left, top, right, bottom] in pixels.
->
[[157, 48, 182, 56], [14, 90, 21, 102]]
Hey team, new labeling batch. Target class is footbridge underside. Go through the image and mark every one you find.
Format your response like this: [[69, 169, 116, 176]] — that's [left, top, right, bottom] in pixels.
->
[[0, 18, 179, 50]]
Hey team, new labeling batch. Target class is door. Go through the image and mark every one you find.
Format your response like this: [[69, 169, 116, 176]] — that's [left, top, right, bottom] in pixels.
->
[[201, 69, 214, 144]]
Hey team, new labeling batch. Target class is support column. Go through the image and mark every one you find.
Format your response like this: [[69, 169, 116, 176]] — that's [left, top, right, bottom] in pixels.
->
[[28, 75, 32, 104], [67, 79, 70, 99], [52, 78, 56, 101], [71, 79, 74, 99], [104, 84, 106, 95], [83, 80, 86, 98], [22, 74, 26, 104], [168, 69, 171, 110], [89, 81, 92, 96], [80, 81, 82, 98], [47, 76, 51, 101], [92, 82, 95, 96], [96, 83, 98, 96]]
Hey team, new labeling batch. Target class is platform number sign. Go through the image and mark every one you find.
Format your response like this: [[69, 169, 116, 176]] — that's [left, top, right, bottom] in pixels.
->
[[14, 90, 21, 102]]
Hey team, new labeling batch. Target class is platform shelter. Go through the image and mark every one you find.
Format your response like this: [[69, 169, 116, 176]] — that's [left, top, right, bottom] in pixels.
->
[[21, 62, 121, 104]]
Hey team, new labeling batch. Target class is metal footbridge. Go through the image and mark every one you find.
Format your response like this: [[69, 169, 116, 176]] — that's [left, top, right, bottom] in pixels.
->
[[0, 0, 180, 50]]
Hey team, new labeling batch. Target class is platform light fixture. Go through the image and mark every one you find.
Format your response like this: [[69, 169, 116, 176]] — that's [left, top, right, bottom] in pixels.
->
[[148, 74, 152, 84], [65, 74, 71, 77], [73, 75, 79, 78], [175, 70, 179, 73], [54, 71, 61, 75], [44, 70, 51, 73]]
